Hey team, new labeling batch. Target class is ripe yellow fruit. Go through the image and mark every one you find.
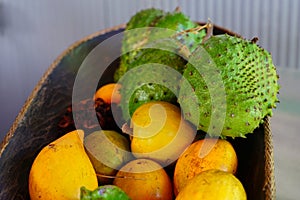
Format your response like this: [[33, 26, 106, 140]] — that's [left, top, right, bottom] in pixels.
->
[[94, 83, 122, 104], [28, 130, 98, 200], [175, 169, 247, 200], [173, 139, 238, 195], [113, 158, 173, 200], [130, 101, 196, 166]]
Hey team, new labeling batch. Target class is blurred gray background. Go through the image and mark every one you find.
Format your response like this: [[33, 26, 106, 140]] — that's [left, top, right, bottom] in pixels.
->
[[0, 0, 299, 199]]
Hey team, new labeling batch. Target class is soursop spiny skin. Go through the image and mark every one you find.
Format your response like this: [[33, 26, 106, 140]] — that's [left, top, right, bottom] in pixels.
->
[[126, 8, 165, 30], [150, 11, 206, 53], [117, 8, 207, 121], [114, 8, 206, 82], [119, 48, 185, 121], [114, 8, 166, 82], [178, 34, 279, 138]]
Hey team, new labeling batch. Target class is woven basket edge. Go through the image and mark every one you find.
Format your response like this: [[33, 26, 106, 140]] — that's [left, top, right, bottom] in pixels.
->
[[263, 117, 276, 200]]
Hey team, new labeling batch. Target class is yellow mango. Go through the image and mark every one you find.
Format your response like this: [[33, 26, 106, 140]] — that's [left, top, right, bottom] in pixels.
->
[[28, 130, 98, 200]]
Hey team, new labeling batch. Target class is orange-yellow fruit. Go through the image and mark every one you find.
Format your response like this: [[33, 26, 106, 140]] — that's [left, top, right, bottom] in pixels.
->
[[176, 169, 247, 200], [94, 83, 122, 104], [173, 138, 238, 195], [130, 101, 196, 166], [28, 130, 98, 200], [113, 158, 173, 200]]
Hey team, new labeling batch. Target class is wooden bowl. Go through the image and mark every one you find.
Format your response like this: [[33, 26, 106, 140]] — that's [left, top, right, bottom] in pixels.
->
[[0, 24, 275, 200]]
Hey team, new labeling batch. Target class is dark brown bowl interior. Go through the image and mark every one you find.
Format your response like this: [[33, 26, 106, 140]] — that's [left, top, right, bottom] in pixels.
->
[[0, 24, 269, 200]]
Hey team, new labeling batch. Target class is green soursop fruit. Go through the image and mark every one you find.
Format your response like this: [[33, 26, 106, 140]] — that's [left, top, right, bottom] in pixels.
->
[[116, 8, 207, 121], [115, 8, 205, 82], [119, 49, 185, 121], [149, 11, 206, 53], [126, 8, 165, 30], [114, 8, 166, 82], [178, 34, 279, 138]]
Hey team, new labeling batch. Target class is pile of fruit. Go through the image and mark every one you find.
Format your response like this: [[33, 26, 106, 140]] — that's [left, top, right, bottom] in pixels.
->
[[28, 8, 279, 200]]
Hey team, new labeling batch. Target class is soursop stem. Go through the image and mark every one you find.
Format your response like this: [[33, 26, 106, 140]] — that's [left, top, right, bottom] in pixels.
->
[[174, 20, 213, 38], [121, 123, 133, 136], [170, 20, 213, 58], [202, 19, 214, 43], [175, 6, 181, 12]]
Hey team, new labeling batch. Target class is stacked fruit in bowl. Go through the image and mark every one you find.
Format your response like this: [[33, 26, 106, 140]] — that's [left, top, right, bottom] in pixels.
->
[[28, 8, 279, 200]]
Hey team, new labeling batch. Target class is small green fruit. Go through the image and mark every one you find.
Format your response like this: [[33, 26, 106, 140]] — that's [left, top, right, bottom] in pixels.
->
[[80, 185, 131, 200]]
